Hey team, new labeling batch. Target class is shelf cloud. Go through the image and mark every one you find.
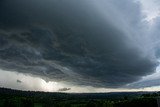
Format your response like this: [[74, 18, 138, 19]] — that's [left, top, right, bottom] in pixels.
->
[[0, 0, 159, 89]]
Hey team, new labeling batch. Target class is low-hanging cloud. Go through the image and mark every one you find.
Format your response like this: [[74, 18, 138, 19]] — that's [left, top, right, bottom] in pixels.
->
[[0, 0, 158, 88], [58, 88, 71, 92], [16, 79, 22, 83]]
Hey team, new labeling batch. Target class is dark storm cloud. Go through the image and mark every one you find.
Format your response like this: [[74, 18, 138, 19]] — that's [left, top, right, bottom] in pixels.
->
[[0, 0, 158, 88]]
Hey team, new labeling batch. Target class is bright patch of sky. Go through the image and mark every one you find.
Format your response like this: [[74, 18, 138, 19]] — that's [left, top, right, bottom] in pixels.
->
[[138, 0, 160, 23]]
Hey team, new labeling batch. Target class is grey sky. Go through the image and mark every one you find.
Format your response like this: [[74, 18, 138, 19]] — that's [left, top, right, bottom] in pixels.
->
[[0, 0, 160, 92]]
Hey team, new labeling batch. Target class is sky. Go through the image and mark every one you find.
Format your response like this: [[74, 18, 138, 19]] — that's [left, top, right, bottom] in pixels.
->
[[0, 0, 160, 92]]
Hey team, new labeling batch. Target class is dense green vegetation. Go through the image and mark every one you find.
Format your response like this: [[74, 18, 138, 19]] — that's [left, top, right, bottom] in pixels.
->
[[0, 87, 159, 107]]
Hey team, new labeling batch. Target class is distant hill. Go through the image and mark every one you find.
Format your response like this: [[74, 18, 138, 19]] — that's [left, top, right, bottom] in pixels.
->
[[0, 87, 159, 107], [0, 87, 156, 99]]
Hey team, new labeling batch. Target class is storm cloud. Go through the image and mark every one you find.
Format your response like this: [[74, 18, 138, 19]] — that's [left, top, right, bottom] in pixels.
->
[[0, 0, 158, 88]]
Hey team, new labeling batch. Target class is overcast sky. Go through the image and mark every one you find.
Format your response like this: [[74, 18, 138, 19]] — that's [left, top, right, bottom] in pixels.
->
[[0, 0, 160, 92]]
